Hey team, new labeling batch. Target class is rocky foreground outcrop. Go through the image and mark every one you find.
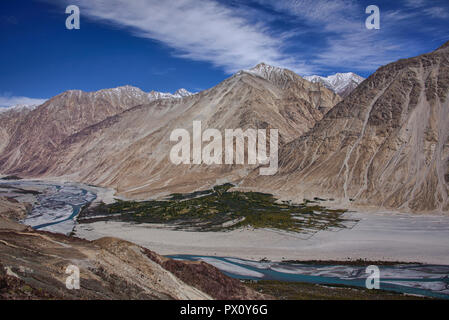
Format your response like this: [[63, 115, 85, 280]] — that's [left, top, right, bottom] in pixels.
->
[[0, 197, 31, 222], [0, 208, 266, 300]]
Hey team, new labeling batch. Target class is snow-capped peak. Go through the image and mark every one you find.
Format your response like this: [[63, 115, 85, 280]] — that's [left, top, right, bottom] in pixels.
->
[[244, 62, 290, 78], [148, 90, 174, 100], [304, 72, 365, 97], [0, 103, 41, 114], [326, 73, 364, 86], [240, 63, 299, 88], [173, 88, 193, 98], [303, 75, 322, 82], [148, 88, 194, 101]]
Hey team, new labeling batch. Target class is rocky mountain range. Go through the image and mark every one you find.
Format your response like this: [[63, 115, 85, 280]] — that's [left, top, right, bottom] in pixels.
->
[[0, 87, 193, 115], [243, 41, 449, 212], [1, 41, 448, 213], [305, 73, 365, 97], [0, 86, 192, 174], [0, 63, 340, 199]]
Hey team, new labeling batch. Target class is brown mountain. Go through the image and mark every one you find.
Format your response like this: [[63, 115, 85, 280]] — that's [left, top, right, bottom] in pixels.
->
[[243, 41, 449, 212], [0, 86, 153, 174], [0, 64, 340, 199], [0, 105, 36, 156]]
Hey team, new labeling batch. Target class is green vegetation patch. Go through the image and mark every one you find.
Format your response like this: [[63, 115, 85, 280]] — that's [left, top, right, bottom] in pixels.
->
[[243, 280, 429, 300], [79, 184, 357, 233], [0, 175, 22, 181]]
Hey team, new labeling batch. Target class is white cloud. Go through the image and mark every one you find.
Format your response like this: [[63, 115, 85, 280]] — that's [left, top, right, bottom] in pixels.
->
[[71, 0, 387, 74], [0, 94, 47, 108], [404, 0, 449, 18], [47, 0, 447, 76], [404, 0, 426, 8], [255, 0, 361, 33], [65, 0, 313, 74], [311, 8, 430, 71], [423, 7, 449, 19], [312, 32, 405, 72], [253, 0, 444, 73]]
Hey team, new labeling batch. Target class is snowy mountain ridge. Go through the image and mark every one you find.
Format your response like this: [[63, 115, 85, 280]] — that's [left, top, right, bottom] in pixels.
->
[[0, 103, 40, 114], [242, 63, 364, 97], [1, 86, 195, 112], [305, 72, 365, 97]]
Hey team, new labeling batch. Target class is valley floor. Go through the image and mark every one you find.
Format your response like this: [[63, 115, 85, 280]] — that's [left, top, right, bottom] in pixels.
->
[[2, 179, 449, 299], [75, 210, 449, 265]]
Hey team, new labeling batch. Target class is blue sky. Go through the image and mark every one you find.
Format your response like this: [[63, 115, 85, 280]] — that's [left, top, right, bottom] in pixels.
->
[[1, 0, 448, 107]]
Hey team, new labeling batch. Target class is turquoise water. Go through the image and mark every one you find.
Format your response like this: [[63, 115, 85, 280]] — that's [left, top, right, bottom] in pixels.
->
[[33, 187, 96, 230], [0, 181, 96, 234], [168, 255, 449, 299]]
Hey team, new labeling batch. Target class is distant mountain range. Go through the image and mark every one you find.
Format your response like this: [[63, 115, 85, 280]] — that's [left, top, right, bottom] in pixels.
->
[[148, 88, 194, 100], [0, 103, 40, 114], [305, 73, 365, 97], [1, 70, 362, 114], [1, 41, 449, 213], [0, 87, 194, 113], [0, 62, 340, 199]]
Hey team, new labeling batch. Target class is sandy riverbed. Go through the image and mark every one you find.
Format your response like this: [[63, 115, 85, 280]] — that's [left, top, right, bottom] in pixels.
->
[[75, 210, 449, 265]]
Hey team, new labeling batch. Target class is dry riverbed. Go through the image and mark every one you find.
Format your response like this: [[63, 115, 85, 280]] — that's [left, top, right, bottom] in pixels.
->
[[75, 210, 449, 265]]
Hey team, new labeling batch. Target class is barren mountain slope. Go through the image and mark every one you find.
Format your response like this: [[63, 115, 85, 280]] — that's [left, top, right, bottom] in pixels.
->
[[1, 64, 340, 199], [0, 106, 36, 155], [242, 42, 449, 212], [0, 86, 153, 174]]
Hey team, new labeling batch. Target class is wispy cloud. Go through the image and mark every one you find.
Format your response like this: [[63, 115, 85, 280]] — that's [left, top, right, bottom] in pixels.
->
[[404, 0, 426, 8], [423, 7, 449, 19], [253, 0, 398, 72], [0, 94, 47, 108], [404, 0, 449, 18], [256, 0, 359, 30], [62, 0, 313, 74], [48, 0, 449, 77], [253, 0, 449, 74]]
